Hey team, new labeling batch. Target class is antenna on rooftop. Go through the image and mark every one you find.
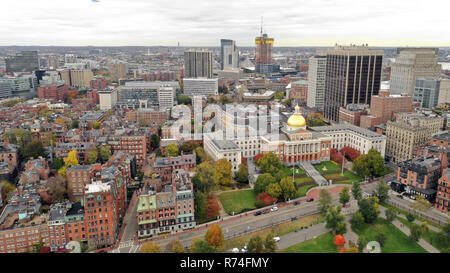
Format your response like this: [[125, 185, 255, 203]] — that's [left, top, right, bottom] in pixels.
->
[[260, 16, 263, 35]]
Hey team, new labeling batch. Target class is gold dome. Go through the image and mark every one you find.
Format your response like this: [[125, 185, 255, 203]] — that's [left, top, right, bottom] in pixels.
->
[[287, 104, 306, 128]]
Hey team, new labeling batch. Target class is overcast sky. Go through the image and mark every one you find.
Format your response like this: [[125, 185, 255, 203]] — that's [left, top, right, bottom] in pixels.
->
[[1, 0, 449, 47]]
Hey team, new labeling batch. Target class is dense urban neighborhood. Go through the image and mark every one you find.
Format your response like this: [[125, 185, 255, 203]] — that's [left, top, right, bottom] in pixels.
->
[[0, 11, 450, 255]]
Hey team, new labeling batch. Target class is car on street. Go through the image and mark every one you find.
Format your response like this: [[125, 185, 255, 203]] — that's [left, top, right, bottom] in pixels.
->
[[262, 209, 269, 214], [273, 237, 280, 242], [294, 201, 299, 206], [306, 198, 314, 202], [231, 248, 240, 253], [291, 217, 297, 221], [270, 206, 278, 212], [254, 211, 262, 216], [241, 245, 248, 253]]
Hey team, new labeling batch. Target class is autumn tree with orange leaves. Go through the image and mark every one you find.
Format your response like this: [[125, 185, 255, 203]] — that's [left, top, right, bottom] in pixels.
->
[[204, 224, 224, 250], [334, 234, 346, 246]]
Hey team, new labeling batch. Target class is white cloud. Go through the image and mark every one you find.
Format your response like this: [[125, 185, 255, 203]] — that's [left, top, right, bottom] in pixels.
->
[[0, 0, 448, 46]]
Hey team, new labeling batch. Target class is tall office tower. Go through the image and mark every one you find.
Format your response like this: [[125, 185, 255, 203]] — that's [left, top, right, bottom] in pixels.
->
[[69, 69, 94, 88], [307, 55, 327, 110], [110, 62, 128, 83], [5, 51, 39, 73], [220, 39, 239, 70], [390, 48, 441, 96], [184, 49, 213, 78], [0, 82, 12, 98], [47, 55, 59, 70], [438, 79, 450, 105], [413, 78, 440, 109], [64, 54, 77, 64], [323, 45, 383, 122], [255, 32, 274, 74]]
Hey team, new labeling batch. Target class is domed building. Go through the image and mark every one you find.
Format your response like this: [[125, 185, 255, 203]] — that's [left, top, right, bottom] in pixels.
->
[[258, 104, 333, 165]]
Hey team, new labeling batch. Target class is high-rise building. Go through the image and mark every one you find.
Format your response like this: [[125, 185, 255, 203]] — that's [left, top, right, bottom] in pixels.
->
[[323, 45, 383, 122], [220, 39, 239, 70], [390, 48, 441, 96], [62, 69, 94, 88], [5, 51, 39, 73], [110, 62, 127, 83], [64, 54, 77, 64], [307, 55, 327, 110], [0, 82, 12, 98], [47, 55, 59, 70], [413, 78, 440, 109], [158, 85, 176, 111], [368, 90, 413, 124], [184, 49, 213, 78], [255, 33, 274, 74], [438, 79, 450, 105]]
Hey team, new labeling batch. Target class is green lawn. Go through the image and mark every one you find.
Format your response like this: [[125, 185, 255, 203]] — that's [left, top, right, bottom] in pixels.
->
[[381, 202, 443, 230], [324, 170, 364, 184], [281, 166, 307, 177], [396, 217, 449, 253], [314, 161, 341, 173], [218, 189, 258, 215], [354, 218, 427, 253], [281, 232, 338, 253], [296, 184, 316, 197]]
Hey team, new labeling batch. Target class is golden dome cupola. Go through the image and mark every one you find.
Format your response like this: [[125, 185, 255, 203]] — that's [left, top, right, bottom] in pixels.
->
[[287, 104, 306, 129]]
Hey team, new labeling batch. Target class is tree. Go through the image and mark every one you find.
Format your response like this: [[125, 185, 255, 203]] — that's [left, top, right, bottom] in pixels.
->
[[177, 94, 192, 105], [279, 177, 296, 201], [247, 235, 265, 253], [266, 182, 282, 199], [350, 211, 365, 231], [340, 146, 361, 161], [339, 187, 350, 206], [406, 213, 416, 223], [359, 197, 379, 223], [385, 208, 397, 223], [257, 152, 282, 176], [150, 134, 160, 150], [318, 189, 332, 215], [236, 164, 249, 184], [351, 181, 363, 202], [204, 224, 224, 249], [254, 173, 277, 194], [87, 150, 98, 164], [325, 206, 347, 235], [140, 241, 162, 253], [64, 150, 79, 167], [99, 145, 111, 162], [357, 235, 368, 253], [367, 149, 385, 178], [306, 113, 326, 127], [41, 133, 56, 146], [282, 98, 292, 108], [214, 158, 233, 186], [194, 147, 213, 164], [334, 234, 346, 246], [375, 179, 390, 203], [193, 162, 217, 193], [409, 224, 423, 242], [264, 234, 278, 253], [274, 92, 284, 100], [352, 154, 370, 178], [23, 140, 46, 160], [194, 191, 207, 223], [411, 195, 432, 211], [166, 143, 179, 157], [3, 129, 32, 148], [205, 195, 220, 221], [1, 181, 16, 203], [330, 148, 347, 165], [375, 232, 387, 247], [52, 158, 64, 170], [71, 120, 79, 129], [220, 94, 233, 104], [165, 239, 185, 253], [256, 192, 277, 206], [47, 175, 67, 202], [190, 238, 219, 253]]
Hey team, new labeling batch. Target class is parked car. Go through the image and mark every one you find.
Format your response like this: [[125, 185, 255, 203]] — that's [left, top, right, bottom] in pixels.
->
[[273, 237, 281, 242], [262, 209, 269, 214], [231, 248, 240, 253], [270, 206, 278, 212], [254, 211, 262, 216], [294, 201, 299, 206], [306, 198, 314, 202], [291, 217, 297, 221]]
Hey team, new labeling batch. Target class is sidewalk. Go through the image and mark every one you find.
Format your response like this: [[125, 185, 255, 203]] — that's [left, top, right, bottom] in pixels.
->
[[379, 206, 440, 253], [277, 223, 329, 250]]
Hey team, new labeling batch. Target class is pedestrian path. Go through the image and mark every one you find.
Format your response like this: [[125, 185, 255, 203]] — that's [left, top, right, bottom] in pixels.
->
[[299, 162, 329, 186], [379, 206, 440, 253], [396, 213, 441, 233], [277, 222, 329, 250]]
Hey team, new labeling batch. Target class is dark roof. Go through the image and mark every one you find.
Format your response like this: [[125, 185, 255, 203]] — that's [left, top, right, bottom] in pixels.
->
[[66, 202, 84, 216]]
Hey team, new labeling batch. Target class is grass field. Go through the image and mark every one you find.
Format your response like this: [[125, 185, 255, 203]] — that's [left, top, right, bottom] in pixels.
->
[[281, 232, 338, 253], [354, 218, 427, 253], [314, 161, 341, 173], [324, 170, 364, 184], [296, 183, 316, 197], [218, 189, 258, 215], [396, 217, 449, 253], [226, 214, 322, 250]]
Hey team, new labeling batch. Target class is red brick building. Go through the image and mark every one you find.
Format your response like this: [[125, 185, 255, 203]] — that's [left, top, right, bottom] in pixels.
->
[[369, 90, 412, 124], [338, 107, 368, 127], [37, 84, 69, 101], [435, 170, 450, 212], [153, 153, 196, 183], [90, 77, 107, 90], [289, 80, 308, 102]]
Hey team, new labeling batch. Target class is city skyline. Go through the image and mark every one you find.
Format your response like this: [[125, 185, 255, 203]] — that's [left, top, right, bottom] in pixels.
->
[[1, 0, 449, 47]]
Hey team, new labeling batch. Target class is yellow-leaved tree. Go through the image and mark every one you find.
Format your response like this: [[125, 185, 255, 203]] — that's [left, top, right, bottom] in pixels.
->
[[58, 150, 79, 176]]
